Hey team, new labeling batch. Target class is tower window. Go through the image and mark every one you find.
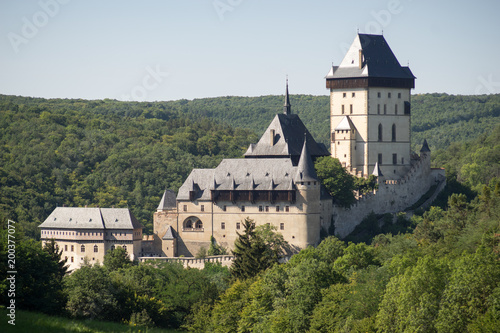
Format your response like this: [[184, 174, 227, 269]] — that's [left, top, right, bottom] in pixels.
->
[[388, 92, 391, 98], [343, 93, 346, 98], [183, 205, 187, 212], [241, 206, 245, 212], [350, 104, 353, 114], [341, 105, 345, 114], [377, 104, 380, 114], [81, 245, 85, 253], [378, 124, 383, 141], [280, 223, 284, 230], [393, 154, 397, 165], [392, 124, 396, 142], [201, 205, 204, 212], [395, 104, 398, 115], [384, 104, 387, 114], [221, 222, 225, 230], [377, 92, 381, 98], [236, 222, 240, 230], [352, 92, 355, 97], [276, 206, 280, 212], [94, 245, 98, 253], [259, 205, 263, 212], [285, 206, 290, 212], [398, 93, 401, 98], [222, 205, 226, 211], [265, 206, 269, 212], [378, 153, 383, 165]]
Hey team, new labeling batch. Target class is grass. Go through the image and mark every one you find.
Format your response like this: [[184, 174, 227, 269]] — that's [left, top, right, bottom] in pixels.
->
[[0, 308, 181, 333]]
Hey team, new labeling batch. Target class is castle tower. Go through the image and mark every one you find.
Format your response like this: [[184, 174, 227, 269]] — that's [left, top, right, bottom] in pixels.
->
[[326, 33, 415, 178], [294, 138, 322, 247]]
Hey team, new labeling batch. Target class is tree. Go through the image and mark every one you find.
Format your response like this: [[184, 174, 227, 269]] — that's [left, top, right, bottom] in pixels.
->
[[231, 218, 288, 280], [103, 246, 133, 271], [314, 156, 356, 208]]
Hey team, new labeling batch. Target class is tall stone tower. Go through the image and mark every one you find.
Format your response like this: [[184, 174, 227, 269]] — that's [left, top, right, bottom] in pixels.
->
[[326, 33, 415, 178]]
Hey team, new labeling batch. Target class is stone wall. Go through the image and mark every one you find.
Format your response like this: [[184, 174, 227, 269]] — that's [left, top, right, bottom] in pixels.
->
[[333, 153, 445, 238]]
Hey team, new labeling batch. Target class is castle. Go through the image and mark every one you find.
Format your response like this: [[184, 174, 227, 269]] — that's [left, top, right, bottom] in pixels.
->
[[152, 33, 445, 257], [40, 33, 445, 266]]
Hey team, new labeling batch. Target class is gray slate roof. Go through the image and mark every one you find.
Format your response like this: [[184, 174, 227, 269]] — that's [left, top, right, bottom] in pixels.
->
[[420, 139, 431, 152], [335, 116, 356, 131], [39, 207, 143, 230], [295, 139, 319, 182], [326, 33, 415, 80], [157, 189, 177, 210], [162, 225, 176, 240], [244, 113, 329, 159]]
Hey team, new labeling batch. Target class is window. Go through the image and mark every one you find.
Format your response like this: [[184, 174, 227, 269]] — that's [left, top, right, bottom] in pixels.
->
[[285, 206, 290, 212], [276, 206, 280, 212], [395, 104, 398, 114], [377, 104, 380, 114], [111, 245, 115, 250], [392, 124, 396, 142], [402, 157, 405, 164], [71, 245, 74, 252], [65, 256, 68, 261], [236, 222, 240, 230], [384, 104, 387, 114], [94, 245, 98, 253], [201, 205, 204, 212], [378, 153, 383, 165], [222, 205, 226, 212], [341, 105, 345, 114], [352, 92, 355, 97], [81, 245, 85, 253], [350, 104, 353, 114], [393, 154, 397, 165], [221, 222, 225, 230], [378, 124, 383, 141], [241, 206, 245, 212], [265, 206, 269, 212], [377, 92, 381, 98], [280, 223, 284, 230], [343, 92, 346, 98], [183, 205, 187, 212], [71, 257, 74, 263], [259, 206, 263, 212], [123, 245, 127, 252], [398, 92, 401, 98], [65, 245, 68, 251], [388, 92, 391, 98]]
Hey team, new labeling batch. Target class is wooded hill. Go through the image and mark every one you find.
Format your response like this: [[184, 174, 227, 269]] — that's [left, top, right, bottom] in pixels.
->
[[0, 93, 498, 237]]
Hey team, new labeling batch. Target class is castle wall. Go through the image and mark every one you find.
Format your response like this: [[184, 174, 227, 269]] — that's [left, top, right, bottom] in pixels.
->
[[332, 152, 445, 238]]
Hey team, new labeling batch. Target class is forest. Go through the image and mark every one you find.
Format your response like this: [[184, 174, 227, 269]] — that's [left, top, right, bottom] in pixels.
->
[[0, 92, 499, 331]]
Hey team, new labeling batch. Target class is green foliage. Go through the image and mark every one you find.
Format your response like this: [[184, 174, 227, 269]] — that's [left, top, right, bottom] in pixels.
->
[[0, 230, 66, 314], [0, 95, 257, 235], [103, 246, 134, 271], [207, 235, 227, 256], [314, 156, 356, 207], [231, 218, 288, 280]]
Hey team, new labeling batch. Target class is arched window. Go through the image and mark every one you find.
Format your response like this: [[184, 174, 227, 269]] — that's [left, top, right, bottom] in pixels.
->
[[378, 124, 383, 141], [81, 245, 85, 253], [94, 245, 98, 253], [183, 217, 204, 231], [392, 124, 396, 142]]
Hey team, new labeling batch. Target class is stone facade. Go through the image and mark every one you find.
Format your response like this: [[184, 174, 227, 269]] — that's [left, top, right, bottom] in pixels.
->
[[39, 207, 143, 271]]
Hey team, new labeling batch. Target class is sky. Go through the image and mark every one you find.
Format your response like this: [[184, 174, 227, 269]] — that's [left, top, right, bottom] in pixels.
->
[[1, 0, 499, 102]]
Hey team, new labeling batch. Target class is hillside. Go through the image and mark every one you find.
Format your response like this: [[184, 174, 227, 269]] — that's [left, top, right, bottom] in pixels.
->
[[1, 92, 499, 237]]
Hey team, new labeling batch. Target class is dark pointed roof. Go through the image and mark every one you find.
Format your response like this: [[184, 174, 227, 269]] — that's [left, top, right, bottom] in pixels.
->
[[372, 162, 384, 177], [157, 189, 177, 210], [326, 33, 415, 81], [283, 78, 291, 115], [295, 138, 319, 182], [244, 113, 329, 160], [162, 225, 176, 240], [420, 139, 430, 152]]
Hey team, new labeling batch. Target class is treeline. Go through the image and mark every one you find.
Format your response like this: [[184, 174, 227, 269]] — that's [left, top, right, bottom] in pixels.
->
[[185, 187, 500, 332], [0, 96, 258, 236]]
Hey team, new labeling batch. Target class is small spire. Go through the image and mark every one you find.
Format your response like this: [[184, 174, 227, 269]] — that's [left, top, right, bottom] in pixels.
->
[[420, 139, 430, 152], [294, 136, 319, 182], [283, 77, 291, 115]]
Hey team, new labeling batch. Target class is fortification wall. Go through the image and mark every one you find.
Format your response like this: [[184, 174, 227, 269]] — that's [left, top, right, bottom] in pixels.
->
[[333, 153, 445, 238]]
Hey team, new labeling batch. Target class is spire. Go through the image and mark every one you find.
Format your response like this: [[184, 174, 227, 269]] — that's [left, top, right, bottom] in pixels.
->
[[295, 136, 319, 182], [420, 139, 430, 152], [283, 77, 291, 115], [372, 162, 384, 177]]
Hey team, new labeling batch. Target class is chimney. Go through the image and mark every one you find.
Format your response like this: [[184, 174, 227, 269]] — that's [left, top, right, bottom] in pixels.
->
[[359, 49, 363, 69], [270, 129, 275, 146]]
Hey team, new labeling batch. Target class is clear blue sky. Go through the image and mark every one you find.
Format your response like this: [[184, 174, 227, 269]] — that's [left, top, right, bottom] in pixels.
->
[[1, 0, 499, 101]]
